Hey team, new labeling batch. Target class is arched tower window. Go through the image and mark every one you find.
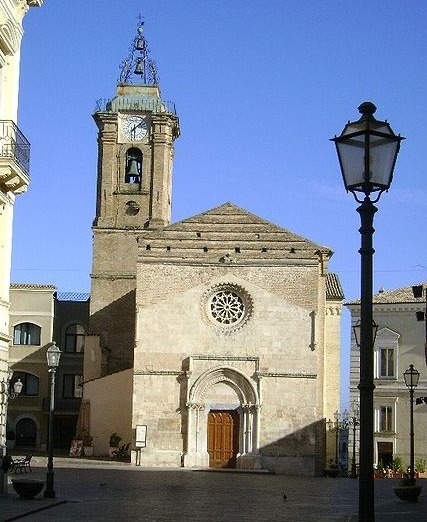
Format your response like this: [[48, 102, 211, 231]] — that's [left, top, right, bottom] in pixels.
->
[[125, 147, 142, 184]]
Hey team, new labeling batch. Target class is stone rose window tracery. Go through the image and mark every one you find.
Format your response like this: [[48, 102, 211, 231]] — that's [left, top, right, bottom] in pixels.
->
[[203, 284, 253, 332], [210, 290, 244, 325]]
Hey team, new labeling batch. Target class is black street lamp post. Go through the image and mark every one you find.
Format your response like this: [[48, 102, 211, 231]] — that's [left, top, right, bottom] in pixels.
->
[[403, 364, 420, 486], [332, 102, 404, 522], [44, 342, 61, 499], [349, 401, 360, 479]]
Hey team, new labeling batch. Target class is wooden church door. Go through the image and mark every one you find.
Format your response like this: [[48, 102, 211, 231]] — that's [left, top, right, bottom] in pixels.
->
[[207, 410, 239, 468]]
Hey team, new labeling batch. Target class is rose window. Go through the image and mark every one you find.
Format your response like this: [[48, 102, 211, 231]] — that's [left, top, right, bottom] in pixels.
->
[[210, 290, 244, 324], [203, 284, 252, 332]]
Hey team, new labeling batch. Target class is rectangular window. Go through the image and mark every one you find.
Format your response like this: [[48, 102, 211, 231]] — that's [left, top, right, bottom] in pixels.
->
[[63, 374, 83, 399], [380, 347, 395, 378], [25, 374, 39, 396], [13, 323, 41, 345], [379, 406, 393, 432]]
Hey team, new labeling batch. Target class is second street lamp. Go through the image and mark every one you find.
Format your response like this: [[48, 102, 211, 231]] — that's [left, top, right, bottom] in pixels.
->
[[44, 342, 62, 499], [0, 371, 23, 495], [349, 401, 360, 479], [327, 410, 349, 469], [403, 364, 420, 486], [332, 102, 404, 522]]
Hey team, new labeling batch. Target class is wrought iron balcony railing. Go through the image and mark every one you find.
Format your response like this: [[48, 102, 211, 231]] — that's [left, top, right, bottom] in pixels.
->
[[0, 120, 30, 175]]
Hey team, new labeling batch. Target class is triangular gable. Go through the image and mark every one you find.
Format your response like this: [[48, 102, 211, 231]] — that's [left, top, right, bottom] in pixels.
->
[[137, 202, 332, 266], [376, 326, 400, 342], [166, 202, 329, 248]]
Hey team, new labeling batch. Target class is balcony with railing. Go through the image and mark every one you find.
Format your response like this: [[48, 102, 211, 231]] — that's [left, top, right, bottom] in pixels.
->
[[0, 120, 31, 194]]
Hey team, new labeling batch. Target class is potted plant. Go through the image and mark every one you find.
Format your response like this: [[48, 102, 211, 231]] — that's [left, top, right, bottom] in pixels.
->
[[392, 456, 404, 478], [109, 432, 122, 457], [415, 458, 427, 478], [83, 433, 94, 457]]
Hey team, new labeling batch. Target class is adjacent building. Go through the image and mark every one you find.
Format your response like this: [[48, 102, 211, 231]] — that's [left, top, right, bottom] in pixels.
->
[[347, 283, 427, 472], [7, 285, 88, 451], [0, 0, 43, 448], [82, 20, 344, 475]]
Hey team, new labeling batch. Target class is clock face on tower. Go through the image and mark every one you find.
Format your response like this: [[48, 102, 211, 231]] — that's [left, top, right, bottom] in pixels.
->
[[122, 115, 148, 141]]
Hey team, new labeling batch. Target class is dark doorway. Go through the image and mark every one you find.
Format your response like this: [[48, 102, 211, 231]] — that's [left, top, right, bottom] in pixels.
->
[[54, 416, 78, 449], [16, 418, 37, 447], [377, 441, 393, 468]]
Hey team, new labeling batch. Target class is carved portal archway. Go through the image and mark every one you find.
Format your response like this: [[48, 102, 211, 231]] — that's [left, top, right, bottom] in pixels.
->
[[183, 366, 260, 469]]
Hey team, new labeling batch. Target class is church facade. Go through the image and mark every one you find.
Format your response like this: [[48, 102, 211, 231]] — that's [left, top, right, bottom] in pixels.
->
[[83, 20, 343, 475]]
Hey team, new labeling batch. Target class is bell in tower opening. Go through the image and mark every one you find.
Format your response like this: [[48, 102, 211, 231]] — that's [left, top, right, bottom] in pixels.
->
[[125, 148, 142, 184]]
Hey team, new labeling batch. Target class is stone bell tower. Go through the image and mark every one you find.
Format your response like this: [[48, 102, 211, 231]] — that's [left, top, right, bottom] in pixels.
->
[[88, 20, 180, 375]]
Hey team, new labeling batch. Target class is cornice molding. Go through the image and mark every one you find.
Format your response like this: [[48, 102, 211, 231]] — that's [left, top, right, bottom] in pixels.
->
[[258, 371, 317, 379], [0, 17, 22, 55]]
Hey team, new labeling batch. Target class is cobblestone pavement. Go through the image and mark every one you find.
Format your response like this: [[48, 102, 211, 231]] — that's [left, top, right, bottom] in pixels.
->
[[1, 458, 427, 521]]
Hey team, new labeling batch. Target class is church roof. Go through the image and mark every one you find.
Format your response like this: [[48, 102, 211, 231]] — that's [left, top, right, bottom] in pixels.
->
[[346, 282, 427, 305], [326, 273, 344, 300], [10, 283, 56, 291], [138, 202, 333, 266]]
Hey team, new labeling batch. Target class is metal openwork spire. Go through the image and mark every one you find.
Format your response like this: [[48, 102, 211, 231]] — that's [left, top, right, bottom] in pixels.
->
[[119, 17, 159, 85]]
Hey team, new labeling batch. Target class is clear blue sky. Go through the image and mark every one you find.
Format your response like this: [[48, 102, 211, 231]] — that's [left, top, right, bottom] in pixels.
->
[[12, 1, 427, 408]]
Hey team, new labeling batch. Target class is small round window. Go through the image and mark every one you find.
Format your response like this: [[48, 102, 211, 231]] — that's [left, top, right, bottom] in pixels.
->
[[203, 284, 252, 332], [125, 201, 140, 216]]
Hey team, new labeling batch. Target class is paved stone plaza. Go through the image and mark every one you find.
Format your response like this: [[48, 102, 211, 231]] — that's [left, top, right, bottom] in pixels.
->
[[1, 458, 427, 521]]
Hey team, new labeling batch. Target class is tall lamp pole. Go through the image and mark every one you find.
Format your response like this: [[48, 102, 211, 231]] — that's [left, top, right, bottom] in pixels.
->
[[332, 102, 404, 522], [44, 342, 61, 499], [403, 364, 419, 486]]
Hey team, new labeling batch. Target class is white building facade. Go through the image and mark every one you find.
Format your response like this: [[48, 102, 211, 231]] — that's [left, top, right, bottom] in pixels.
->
[[347, 284, 427, 473], [0, 0, 43, 448]]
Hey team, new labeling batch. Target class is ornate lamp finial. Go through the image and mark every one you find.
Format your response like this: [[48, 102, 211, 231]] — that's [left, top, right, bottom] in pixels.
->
[[119, 17, 160, 85]]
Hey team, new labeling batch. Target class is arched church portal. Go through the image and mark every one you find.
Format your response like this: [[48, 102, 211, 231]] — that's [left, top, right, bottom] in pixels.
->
[[183, 366, 260, 469]]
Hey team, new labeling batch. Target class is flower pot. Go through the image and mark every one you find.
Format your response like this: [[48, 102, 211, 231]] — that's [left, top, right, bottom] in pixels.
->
[[109, 447, 118, 458], [393, 484, 422, 503], [84, 446, 94, 457], [12, 479, 44, 499]]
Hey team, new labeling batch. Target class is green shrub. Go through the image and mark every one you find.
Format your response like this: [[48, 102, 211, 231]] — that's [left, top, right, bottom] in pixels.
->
[[415, 458, 427, 473], [392, 456, 404, 472], [109, 432, 122, 447]]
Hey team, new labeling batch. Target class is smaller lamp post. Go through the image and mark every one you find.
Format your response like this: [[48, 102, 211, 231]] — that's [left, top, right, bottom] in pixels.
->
[[403, 364, 419, 486], [1, 371, 23, 443], [44, 342, 61, 499], [327, 410, 349, 469], [1, 371, 23, 494], [348, 401, 360, 478]]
